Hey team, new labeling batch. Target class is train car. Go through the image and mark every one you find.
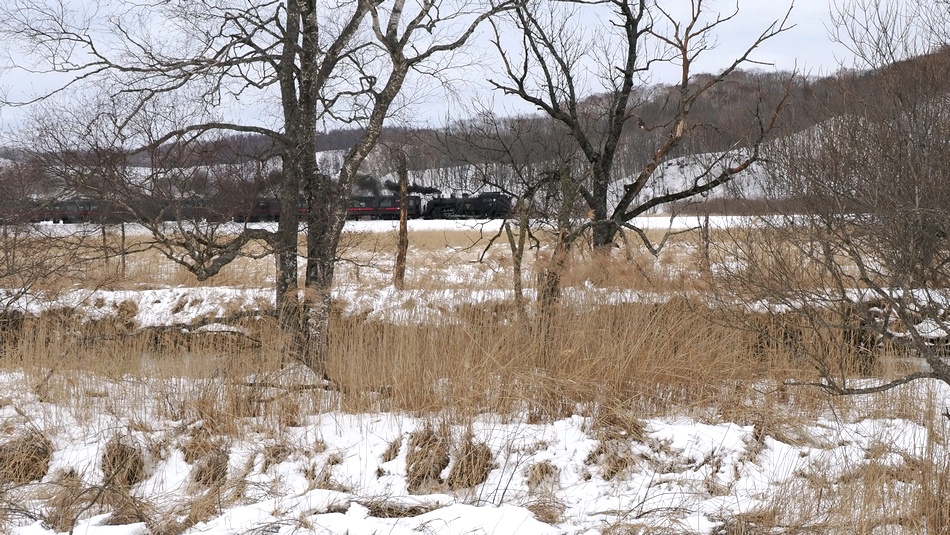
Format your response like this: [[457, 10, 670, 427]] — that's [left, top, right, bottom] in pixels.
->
[[233, 198, 282, 222], [28, 192, 517, 224], [32, 199, 129, 224], [346, 196, 422, 220]]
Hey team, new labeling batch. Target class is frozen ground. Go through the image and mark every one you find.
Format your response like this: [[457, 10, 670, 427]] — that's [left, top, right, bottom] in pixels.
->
[[2, 217, 947, 534], [25, 213, 755, 237], [2, 369, 945, 535]]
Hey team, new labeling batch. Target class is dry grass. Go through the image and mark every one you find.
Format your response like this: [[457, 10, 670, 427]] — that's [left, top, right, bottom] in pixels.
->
[[0, 431, 53, 486], [0, 226, 824, 425], [405, 424, 450, 494], [102, 436, 147, 487], [1, 224, 948, 532], [358, 498, 440, 518], [446, 432, 494, 490]]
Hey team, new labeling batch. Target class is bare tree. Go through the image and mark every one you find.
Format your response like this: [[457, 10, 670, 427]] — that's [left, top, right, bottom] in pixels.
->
[[385, 141, 411, 290], [0, 160, 91, 326], [711, 0, 950, 394], [1, 0, 513, 374], [443, 111, 577, 312], [487, 0, 792, 256]]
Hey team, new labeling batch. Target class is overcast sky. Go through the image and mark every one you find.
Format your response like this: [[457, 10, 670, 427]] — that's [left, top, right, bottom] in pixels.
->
[[719, 1, 851, 76], [0, 1, 859, 133], [431, 0, 856, 123]]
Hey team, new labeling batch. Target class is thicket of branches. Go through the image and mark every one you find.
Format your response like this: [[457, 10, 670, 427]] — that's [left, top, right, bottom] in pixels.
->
[[709, 0, 950, 394]]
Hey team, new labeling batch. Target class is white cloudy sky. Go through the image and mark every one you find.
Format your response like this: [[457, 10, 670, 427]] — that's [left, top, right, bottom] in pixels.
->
[[710, 1, 848, 76], [0, 1, 875, 132]]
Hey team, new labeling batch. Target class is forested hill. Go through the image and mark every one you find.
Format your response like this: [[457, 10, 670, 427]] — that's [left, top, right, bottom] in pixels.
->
[[3, 46, 949, 172]]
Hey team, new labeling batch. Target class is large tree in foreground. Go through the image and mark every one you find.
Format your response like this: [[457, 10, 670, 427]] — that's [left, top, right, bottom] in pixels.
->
[[488, 0, 792, 250], [1, 0, 511, 374]]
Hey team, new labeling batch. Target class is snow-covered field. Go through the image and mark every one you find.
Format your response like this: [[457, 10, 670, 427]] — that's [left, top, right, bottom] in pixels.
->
[[3, 361, 946, 535], [3, 369, 946, 535], [2, 218, 948, 534]]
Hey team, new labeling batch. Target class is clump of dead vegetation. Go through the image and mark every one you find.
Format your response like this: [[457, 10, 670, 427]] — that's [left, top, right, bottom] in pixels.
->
[[0, 431, 53, 486], [101, 436, 148, 487], [405, 425, 451, 493], [446, 432, 494, 490]]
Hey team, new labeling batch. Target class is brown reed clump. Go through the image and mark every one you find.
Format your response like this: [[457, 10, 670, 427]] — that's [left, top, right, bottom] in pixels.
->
[[0, 431, 53, 486], [102, 436, 148, 487], [446, 434, 494, 490], [405, 425, 450, 493], [191, 446, 229, 487]]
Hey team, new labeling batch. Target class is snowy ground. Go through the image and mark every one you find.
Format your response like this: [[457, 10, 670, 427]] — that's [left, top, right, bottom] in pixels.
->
[[25, 213, 754, 237], [3, 370, 946, 535], [2, 217, 947, 534]]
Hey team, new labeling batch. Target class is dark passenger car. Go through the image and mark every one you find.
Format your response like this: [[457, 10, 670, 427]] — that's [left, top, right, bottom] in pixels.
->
[[346, 196, 422, 220]]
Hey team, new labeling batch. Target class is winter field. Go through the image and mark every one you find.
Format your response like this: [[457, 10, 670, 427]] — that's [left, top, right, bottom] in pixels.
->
[[0, 218, 948, 534]]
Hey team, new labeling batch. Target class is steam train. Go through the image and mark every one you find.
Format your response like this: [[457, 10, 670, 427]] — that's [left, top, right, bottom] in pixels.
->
[[28, 192, 513, 224]]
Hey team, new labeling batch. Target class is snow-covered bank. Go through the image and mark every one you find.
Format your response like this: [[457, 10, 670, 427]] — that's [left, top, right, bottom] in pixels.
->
[[21, 213, 755, 237], [3, 370, 944, 534]]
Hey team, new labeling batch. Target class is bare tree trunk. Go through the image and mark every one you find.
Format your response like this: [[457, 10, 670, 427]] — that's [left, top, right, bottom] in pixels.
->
[[590, 167, 616, 248], [302, 213, 338, 376], [275, 152, 302, 356], [536, 226, 568, 366], [538, 227, 568, 314], [394, 149, 409, 290], [538, 168, 578, 309], [536, 167, 581, 364], [303, 254, 334, 377], [120, 222, 126, 279], [504, 219, 525, 310], [300, 139, 338, 375]]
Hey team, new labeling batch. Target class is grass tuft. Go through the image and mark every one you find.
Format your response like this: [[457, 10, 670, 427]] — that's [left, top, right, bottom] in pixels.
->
[[0, 431, 53, 486], [102, 436, 147, 487], [405, 424, 450, 494], [358, 498, 440, 518], [446, 433, 494, 490], [191, 445, 229, 487]]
